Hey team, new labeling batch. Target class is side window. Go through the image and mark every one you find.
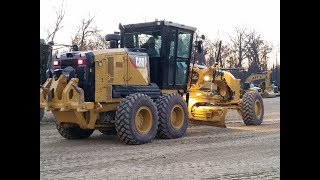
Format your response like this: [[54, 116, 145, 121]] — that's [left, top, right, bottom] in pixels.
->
[[175, 31, 191, 85], [138, 34, 161, 57], [123, 32, 161, 58], [177, 32, 191, 58], [123, 34, 135, 48], [175, 61, 188, 85], [154, 37, 162, 57]]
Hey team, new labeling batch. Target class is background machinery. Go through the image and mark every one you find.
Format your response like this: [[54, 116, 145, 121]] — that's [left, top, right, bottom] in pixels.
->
[[40, 39, 53, 121], [40, 40, 78, 121], [40, 21, 265, 145], [242, 70, 277, 98]]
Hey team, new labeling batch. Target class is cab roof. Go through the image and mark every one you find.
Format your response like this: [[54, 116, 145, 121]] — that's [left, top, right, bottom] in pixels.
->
[[123, 20, 197, 32]]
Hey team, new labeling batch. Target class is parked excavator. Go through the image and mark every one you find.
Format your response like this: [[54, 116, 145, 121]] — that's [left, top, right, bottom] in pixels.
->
[[243, 71, 277, 98]]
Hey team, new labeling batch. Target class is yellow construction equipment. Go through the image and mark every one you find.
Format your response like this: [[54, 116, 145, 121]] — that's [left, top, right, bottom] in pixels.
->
[[243, 70, 277, 98], [40, 21, 264, 145], [41, 21, 202, 144], [187, 41, 264, 127]]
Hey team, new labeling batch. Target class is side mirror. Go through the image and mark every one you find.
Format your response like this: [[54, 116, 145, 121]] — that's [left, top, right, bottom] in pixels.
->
[[201, 35, 205, 40], [197, 40, 203, 53]]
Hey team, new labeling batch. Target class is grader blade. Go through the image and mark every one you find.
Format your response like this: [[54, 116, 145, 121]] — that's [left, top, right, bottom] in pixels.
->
[[188, 105, 228, 128], [189, 119, 226, 128]]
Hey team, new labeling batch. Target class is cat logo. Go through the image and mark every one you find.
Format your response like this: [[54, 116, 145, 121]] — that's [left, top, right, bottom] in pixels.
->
[[135, 56, 146, 68]]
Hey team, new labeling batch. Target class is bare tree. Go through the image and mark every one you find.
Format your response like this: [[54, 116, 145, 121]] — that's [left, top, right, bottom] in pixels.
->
[[229, 28, 248, 68], [71, 15, 106, 50], [202, 38, 235, 68], [191, 32, 234, 68], [201, 38, 221, 67], [219, 44, 234, 68], [225, 47, 237, 68], [203, 38, 215, 66], [46, 0, 65, 43], [260, 43, 273, 71], [194, 28, 274, 71], [246, 30, 272, 72], [86, 34, 107, 50]]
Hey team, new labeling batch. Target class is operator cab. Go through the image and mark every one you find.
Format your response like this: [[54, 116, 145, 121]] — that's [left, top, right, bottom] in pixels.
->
[[119, 21, 196, 91]]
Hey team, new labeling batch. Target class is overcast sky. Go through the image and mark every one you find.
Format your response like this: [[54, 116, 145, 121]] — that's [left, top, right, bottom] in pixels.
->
[[40, 0, 280, 67]]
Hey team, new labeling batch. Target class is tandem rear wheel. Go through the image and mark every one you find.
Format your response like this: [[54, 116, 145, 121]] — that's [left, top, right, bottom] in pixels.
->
[[115, 93, 159, 145], [155, 94, 188, 139]]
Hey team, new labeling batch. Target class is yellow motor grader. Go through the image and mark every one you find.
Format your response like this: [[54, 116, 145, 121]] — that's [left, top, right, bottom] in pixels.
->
[[40, 21, 264, 145], [187, 41, 264, 127], [41, 21, 199, 144]]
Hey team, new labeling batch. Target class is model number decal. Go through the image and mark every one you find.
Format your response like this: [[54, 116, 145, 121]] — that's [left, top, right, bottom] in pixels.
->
[[135, 56, 146, 68]]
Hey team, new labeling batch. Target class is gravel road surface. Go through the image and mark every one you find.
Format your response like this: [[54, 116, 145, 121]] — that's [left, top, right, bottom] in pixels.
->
[[40, 97, 280, 179]]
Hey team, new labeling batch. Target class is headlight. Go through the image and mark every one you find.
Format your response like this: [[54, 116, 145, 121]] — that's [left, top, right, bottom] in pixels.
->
[[204, 76, 210, 81]]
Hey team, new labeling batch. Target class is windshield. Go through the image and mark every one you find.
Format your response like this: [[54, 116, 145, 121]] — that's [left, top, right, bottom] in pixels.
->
[[123, 31, 161, 57]]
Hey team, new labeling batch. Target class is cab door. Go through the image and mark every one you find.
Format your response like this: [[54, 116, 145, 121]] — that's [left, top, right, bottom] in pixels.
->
[[167, 29, 193, 89]]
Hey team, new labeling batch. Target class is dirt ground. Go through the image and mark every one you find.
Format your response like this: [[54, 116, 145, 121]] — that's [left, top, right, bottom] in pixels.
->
[[40, 97, 280, 179]]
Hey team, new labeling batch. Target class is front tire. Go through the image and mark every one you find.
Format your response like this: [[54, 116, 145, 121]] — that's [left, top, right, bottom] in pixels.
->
[[115, 93, 159, 145], [156, 94, 188, 139], [241, 91, 264, 125]]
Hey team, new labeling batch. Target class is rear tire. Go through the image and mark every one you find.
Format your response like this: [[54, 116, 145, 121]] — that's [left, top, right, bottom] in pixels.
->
[[56, 124, 94, 139], [241, 91, 264, 125], [115, 93, 159, 145], [156, 94, 188, 139]]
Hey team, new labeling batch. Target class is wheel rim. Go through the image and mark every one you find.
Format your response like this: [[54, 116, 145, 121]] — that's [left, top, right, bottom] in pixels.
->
[[255, 100, 262, 119], [170, 105, 185, 130], [134, 106, 153, 135]]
